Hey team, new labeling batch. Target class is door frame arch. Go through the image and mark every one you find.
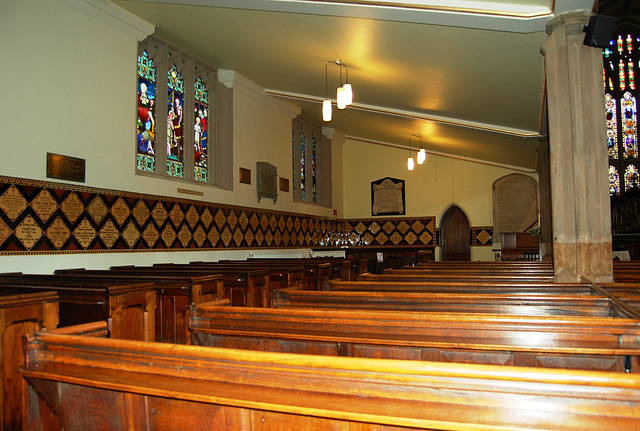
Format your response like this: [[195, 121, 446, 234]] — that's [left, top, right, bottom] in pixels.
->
[[439, 203, 471, 261]]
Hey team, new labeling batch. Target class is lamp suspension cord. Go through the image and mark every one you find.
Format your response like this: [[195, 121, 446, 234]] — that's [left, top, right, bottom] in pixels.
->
[[325, 61, 329, 99]]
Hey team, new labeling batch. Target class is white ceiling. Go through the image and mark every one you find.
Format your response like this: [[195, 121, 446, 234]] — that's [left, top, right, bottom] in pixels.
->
[[113, 0, 597, 170]]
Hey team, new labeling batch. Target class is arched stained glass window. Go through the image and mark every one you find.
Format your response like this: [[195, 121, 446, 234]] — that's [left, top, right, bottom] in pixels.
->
[[292, 115, 327, 205], [167, 62, 185, 177], [136, 36, 228, 188], [602, 32, 640, 200], [606, 93, 618, 158], [137, 49, 157, 172], [609, 165, 620, 195], [621, 91, 638, 158], [194, 68, 212, 182], [625, 164, 639, 191], [300, 128, 306, 200], [311, 133, 318, 203]]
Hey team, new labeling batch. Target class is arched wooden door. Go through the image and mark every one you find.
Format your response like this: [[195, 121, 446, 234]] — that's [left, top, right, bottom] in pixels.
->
[[440, 205, 471, 261]]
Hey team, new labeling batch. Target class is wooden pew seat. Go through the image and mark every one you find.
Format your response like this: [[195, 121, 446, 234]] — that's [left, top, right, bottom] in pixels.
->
[[187, 304, 640, 373], [21, 321, 640, 430]]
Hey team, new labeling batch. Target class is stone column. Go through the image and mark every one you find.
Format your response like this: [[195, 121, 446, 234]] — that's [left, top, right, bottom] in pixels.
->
[[542, 11, 613, 283]]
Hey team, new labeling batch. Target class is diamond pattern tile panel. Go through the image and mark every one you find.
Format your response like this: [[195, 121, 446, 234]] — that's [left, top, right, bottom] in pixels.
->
[[0, 176, 490, 254]]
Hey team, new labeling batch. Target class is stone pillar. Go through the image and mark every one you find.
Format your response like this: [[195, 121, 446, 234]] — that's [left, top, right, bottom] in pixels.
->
[[542, 11, 613, 283]]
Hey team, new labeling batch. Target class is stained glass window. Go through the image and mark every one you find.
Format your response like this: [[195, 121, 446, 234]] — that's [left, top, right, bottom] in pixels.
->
[[137, 49, 156, 172], [292, 115, 326, 204], [194, 76, 209, 182], [300, 128, 306, 200], [311, 133, 318, 202], [609, 165, 620, 195], [621, 92, 638, 159], [603, 32, 640, 198], [606, 94, 618, 158], [167, 62, 185, 178], [625, 164, 639, 191], [137, 37, 225, 186]]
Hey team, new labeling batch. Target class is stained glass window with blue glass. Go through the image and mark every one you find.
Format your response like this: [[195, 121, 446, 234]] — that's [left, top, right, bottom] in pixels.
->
[[167, 63, 185, 178], [137, 49, 156, 172]]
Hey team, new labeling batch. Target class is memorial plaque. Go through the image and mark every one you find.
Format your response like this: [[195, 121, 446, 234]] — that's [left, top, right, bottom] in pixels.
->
[[279, 177, 289, 192], [371, 177, 405, 216], [143, 224, 160, 247], [73, 218, 96, 249], [239, 167, 251, 185], [257, 162, 278, 203], [99, 220, 120, 248], [47, 152, 85, 183]]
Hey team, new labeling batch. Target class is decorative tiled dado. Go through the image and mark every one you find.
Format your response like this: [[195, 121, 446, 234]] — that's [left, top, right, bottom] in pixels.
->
[[472, 227, 494, 246], [344, 217, 436, 247], [0, 177, 490, 255]]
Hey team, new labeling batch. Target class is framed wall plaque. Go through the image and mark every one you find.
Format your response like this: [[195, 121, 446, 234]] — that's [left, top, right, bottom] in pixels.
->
[[257, 162, 278, 203], [371, 177, 405, 216], [46, 152, 85, 183]]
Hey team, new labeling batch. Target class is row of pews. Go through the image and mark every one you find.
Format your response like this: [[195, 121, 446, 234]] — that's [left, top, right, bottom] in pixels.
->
[[7, 259, 640, 430]]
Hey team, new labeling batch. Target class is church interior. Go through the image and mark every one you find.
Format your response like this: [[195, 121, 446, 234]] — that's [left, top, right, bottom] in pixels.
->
[[2, 0, 640, 429]]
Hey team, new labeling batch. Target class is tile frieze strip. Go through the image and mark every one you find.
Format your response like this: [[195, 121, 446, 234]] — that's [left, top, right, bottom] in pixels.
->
[[0, 176, 490, 255]]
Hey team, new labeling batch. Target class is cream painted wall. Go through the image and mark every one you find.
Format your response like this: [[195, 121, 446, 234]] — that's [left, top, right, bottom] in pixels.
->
[[0, 0, 334, 273], [342, 139, 538, 261]]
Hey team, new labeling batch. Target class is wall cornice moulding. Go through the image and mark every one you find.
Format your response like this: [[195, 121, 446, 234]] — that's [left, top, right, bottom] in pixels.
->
[[58, 0, 155, 40], [218, 70, 301, 119]]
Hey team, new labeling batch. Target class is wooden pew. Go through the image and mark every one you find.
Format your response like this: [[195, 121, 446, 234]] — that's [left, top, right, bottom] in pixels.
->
[[247, 257, 355, 281], [111, 265, 269, 307], [186, 261, 305, 293], [1, 289, 58, 431], [234, 258, 338, 289], [187, 304, 640, 372], [613, 261, 640, 282], [324, 279, 596, 294], [271, 288, 633, 317], [0, 275, 156, 341], [408, 261, 554, 275], [22, 321, 640, 430], [52, 270, 224, 343], [359, 270, 555, 283]]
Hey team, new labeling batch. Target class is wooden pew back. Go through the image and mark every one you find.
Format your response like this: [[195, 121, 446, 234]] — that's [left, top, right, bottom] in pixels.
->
[[21, 322, 640, 430], [187, 304, 640, 372]]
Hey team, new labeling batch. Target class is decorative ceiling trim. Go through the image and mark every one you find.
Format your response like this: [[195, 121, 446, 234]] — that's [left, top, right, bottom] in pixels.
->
[[122, 0, 594, 33], [265, 89, 541, 139], [59, 0, 154, 40]]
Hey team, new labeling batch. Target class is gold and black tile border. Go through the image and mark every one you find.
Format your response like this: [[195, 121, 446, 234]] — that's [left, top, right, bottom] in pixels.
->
[[0, 176, 476, 255]]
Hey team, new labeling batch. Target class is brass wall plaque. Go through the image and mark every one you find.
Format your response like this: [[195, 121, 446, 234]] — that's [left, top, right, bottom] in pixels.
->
[[257, 162, 277, 203], [279, 177, 289, 192], [47, 153, 86, 183], [239, 167, 251, 184]]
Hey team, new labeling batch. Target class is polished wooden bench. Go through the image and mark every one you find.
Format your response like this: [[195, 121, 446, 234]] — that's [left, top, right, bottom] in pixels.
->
[[186, 261, 305, 296], [360, 270, 555, 283], [52, 270, 224, 343], [408, 261, 554, 275], [233, 258, 338, 289], [1, 289, 58, 431], [21, 321, 640, 430], [247, 257, 355, 281], [0, 275, 156, 341], [324, 279, 596, 294], [187, 304, 640, 372], [271, 288, 634, 317], [111, 265, 269, 307], [613, 261, 640, 282]]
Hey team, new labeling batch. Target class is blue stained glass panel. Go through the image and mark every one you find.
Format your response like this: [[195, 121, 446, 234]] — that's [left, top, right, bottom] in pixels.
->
[[137, 50, 156, 172]]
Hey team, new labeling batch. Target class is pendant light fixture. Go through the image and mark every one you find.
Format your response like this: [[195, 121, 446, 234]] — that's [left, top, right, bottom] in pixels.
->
[[321, 60, 354, 121], [407, 135, 415, 171], [343, 66, 353, 106], [417, 135, 426, 164], [336, 62, 347, 110], [322, 61, 332, 122]]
